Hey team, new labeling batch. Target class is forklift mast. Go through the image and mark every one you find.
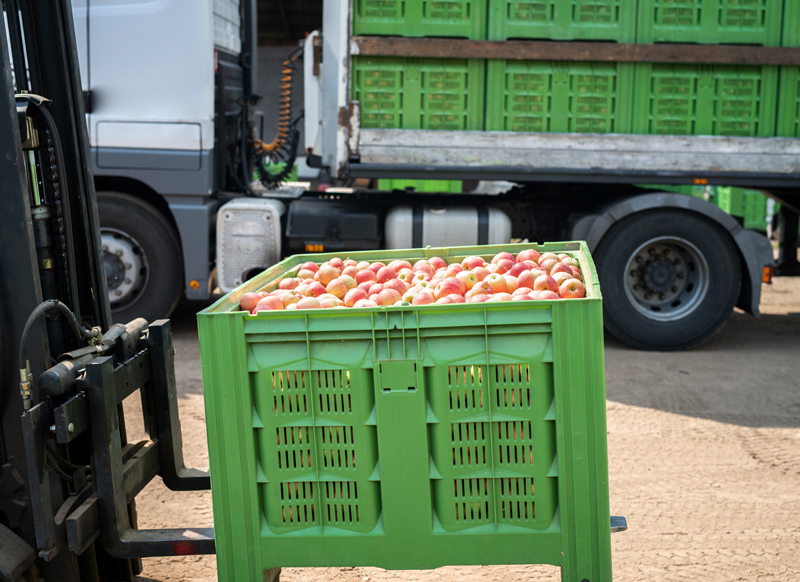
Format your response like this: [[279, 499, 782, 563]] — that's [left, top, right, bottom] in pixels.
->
[[0, 2, 216, 580]]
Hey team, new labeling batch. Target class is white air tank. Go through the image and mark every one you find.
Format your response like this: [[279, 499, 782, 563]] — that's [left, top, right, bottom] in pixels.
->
[[385, 206, 512, 249]]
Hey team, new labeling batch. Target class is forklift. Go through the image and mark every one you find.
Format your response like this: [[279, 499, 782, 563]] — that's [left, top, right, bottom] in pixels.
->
[[0, 2, 250, 580]]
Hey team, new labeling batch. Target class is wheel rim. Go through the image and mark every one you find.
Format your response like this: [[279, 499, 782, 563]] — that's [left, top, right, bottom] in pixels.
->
[[623, 236, 710, 322], [101, 228, 148, 310]]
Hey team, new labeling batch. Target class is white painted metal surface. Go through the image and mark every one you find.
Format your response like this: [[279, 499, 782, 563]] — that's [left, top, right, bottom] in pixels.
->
[[385, 206, 512, 249], [303, 30, 322, 156], [321, 0, 350, 177]]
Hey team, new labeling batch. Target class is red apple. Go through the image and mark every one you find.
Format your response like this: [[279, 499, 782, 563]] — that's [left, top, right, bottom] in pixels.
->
[[315, 264, 340, 286], [344, 259, 357, 268], [300, 261, 319, 273], [550, 262, 573, 276], [342, 265, 358, 278], [491, 252, 515, 264], [388, 259, 412, 271], [512, 287, 534, 297], [296, 297, 321, 309], [376, 266, 397, 284], [448, 293, 466, 303], [456, 270, 478, 291], [429, 277, 443, 288], [552, 271, 573, 286], [436, 296, 455, 304], [461, 255, 485, 270], [533, 274, 558, 293], [328, 258, 344, 270], [278, 277, 300, 290], [472, 266, 491, 282], [467, 294, 490, 303], [355, 269, 377, 285], [429, 256, 447, 270], [503, 274, 518, 293], [559, 278, 587, 299], [325, 278, 348, 299], [319, 296, 342, 309], [558, 253, 570, 261], [561, 257, 580, 269], [539, 252, 559, 263], [397, 268, 415, 283], [538, 258, 558, 272], [516, 249, 541, 264], [344, 288, 367, 307], [376, 289, 401, 305], [443, 264, 463, 278], [368, 262, 386, 273], [434, 278, 462, 300], [305, 281, 327, 297], [357, 281, 373, 293], [412, 261, 435, 277], [353, 299, 378, 308], [537, 290, 560, 300], [412, 272, 431, 285], [281, 292, 300, 308], [508, 263, 528, 278], [252, 304, 275, 313], [485, 273, 508, 294], [512, 294, 534, 301], [356, 261, 370, 271], [383, 278, 408, 295], [516, 270, 535, 290], [295, 284, 310, 296], [522, 260, 538, 270], [402, 289, 418, 303], [487, 292, 513, 302], [412, 293, 435, 305], [239, 292, 261, 312], [569, 266, 583, 281], [297, 269, 316, 280], [494, 259, 515, 274], [368, 283, 384, 296]]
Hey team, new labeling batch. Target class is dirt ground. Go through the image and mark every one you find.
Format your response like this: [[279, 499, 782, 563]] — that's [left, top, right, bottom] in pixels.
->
[[127, 277, 800, 582]]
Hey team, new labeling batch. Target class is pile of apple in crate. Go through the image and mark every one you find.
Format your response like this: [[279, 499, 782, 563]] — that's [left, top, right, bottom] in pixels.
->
[[239, 248, 586, 313]]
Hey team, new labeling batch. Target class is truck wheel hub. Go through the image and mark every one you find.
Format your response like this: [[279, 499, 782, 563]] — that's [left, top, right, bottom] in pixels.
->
[[101, 228, 147, 308], [642, 256, 676, 293]]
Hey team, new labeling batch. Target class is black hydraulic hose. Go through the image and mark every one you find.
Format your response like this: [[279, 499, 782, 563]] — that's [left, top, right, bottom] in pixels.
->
[[18, 299, 99, 373]]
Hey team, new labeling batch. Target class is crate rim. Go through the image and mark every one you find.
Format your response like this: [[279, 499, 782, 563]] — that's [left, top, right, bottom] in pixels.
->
[[200, 241, 601, 316]]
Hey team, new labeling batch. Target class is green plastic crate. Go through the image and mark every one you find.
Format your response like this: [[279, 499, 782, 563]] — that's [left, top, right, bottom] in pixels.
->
[[631, 63, 779, 136], [486, 60, 634, 133], [488, 0, 637, 41], [353, 0, 487, 38], [786, 0, 800, 46], [378, 178, 463, 192], [777, 67, 800, 137], [198, 242, 613, 582], [352, 57, 485, 131], [636, 0, 787, 45]]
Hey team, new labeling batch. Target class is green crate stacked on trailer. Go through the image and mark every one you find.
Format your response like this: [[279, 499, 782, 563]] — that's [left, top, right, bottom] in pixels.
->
[[635, 0, 786, 45], [487, 0, 637, 41], [198, 242, 615, 582], [778, 1, 800, 137], [352, 57, 486, 131], [631, 64, 780, 136], [353, 0, 487, 38], [378, 178, 463, 192], [485, 60, 635, 133]]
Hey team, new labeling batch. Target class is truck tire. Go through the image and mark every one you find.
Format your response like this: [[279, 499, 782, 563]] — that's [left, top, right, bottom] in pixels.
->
[[594, 209, 741, 351], [97, 192, 183, 325]]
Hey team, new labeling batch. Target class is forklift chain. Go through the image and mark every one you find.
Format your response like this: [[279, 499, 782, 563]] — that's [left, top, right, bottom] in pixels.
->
[[43, 127, 72, 306]]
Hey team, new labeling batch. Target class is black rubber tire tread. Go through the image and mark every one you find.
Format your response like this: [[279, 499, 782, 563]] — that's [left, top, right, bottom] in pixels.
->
[[594, 209, 741, 351], [97, 191, 183, 325]]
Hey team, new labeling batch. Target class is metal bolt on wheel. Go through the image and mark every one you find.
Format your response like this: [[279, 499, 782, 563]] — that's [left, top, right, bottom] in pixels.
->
[[101, 228, 147, 309]]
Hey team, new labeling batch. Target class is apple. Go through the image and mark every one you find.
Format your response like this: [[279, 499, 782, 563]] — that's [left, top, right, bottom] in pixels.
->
[[376, 266, 397, 283], [368, 262, 386, 273], [278, 277, 300, 290], [512, 294, 534, 301], [315, 264, 340, 286], [516, 270, 535, 290], [305, 281, 327, 297], [412, 261, 435, 277], [536, 290, 560, 300], [561, 257, 580, 269], [412, 272, 431, 285], [344, 259, 357, 268], [339, 275, 357, 290], [300, 261, 319, 273], [559, 278, 586, 299], [252, 304, 276, 313], [295, 284, 310, 296], [401, 289, 418, 303], [239, 292, 261, 312], [296, 297, 321, 309], [319, 296, 342, 309], [376, 289, 401, 305], [539, 252, 559, 263], [397, 268, 415, 283], [328, 258, 344, 270], [325, 278, 348, 299], [368, 283, 384, 296], [357, 281, 373, 293], [461, 255, 485, 270], [486, 264, 499, 274], [494, 259, 515, 274], [491, 252, 515, 264], [344, 288, 367, 307], [429, 277, 443, 288], [434, 268, 447, 279], [383, 278, 408, 295], [355, 269, 377, 285], [502, 274, 518, 293], [550, 262, 572, 276], [443, 264, 463, 278], [412, 293, 435, 305], [281, 292, 300, 308], [456, 270, 478, 291], [538, 258, 558, 272], [516, 249, 541, 264], [448, 293, 466, 303], [528, 290, 542, 300], [434, 278, 462, 300], [485, 273, 508, 294], [522, 260, 538, 270], [486, 292, 513, 302], [557, 253, 570, 260], [436, 296, 455, 304], [467, 294, 490, 303], [356, 261, 370, 271], [472, 266, 491, 282], [285, 303, 298, 310], [388, 259, 412, 271], [569, 266, 583, 280], [297, 269, 316, 280], [512, 287, 534, 297], [353, 299, 378, 308], [552, 271, 573, 286], [508, 263, 528, 278], [429, 256, 447, 270], [533, 274, 558, 293], [342, 265, 358, 278]]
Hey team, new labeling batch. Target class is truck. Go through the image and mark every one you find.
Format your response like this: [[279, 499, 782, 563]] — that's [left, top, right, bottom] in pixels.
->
[[70, 0, 800, 350]]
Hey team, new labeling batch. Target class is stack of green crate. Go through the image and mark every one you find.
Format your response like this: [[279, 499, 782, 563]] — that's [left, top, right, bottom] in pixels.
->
[[378, 178, 463, 193], [198, 242, 614, 582], [778, 2, 800, 137]]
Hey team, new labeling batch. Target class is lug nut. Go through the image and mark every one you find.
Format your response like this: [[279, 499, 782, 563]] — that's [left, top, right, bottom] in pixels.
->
[[116, 250, 123, 257], [648, 248, 655, 255], [673, 258, 681, 265], [630, 270, 638, 276], [663, 249, 670, 255], [633, 284, 641, 291], [115, 290, 123, 296], [125, 263, 132, 269], [672, 286, 678, 292], [635, 256, 643, 263], [659, 293, 665, 300], [124, 278, 131, 284], [645, 292, 653, 300]]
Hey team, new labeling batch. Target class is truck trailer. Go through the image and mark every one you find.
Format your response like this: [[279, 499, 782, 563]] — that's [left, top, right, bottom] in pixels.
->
[[71, 0, 800, 349]]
